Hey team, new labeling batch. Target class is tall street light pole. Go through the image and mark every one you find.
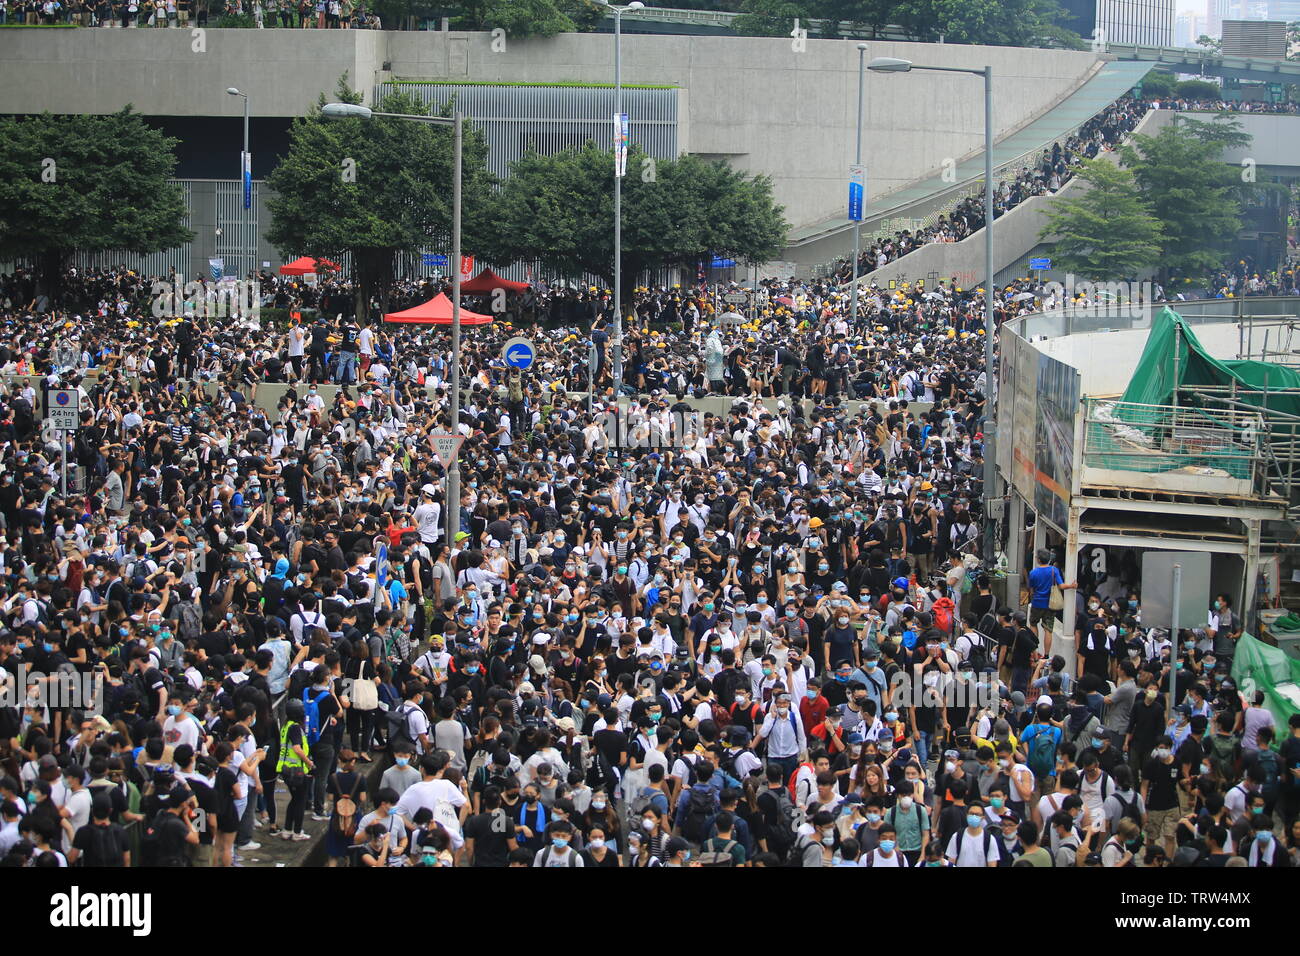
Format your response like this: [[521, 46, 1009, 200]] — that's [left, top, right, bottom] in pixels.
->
[[226, 87, 250, 279], [322, 102, 464, 548], [595, 0, 645, 396], [849, 43, 867, 329], [869, 57, 997, 566]]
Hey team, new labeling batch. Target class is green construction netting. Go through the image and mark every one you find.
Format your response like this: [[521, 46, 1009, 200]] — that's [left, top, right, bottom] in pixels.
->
[[1120, 307, 1300, 417], [1231, 634, 1300, 742]]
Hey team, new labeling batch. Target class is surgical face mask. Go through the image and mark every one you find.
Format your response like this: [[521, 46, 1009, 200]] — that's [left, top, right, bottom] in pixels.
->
[[642, 817, 657, 830], [990, 797, 1004, 809], [395, 757, 409, 767], [1155, 747, 1171, 760], [879, 839, 896, 853], [944, 761, 956, 774], [885, 711, 898, 722], [837, 617, 849, 627], [591, 799, 607, 811], [551, 837, 570, 849], [588, 837, 605, 850], [967, 814, 984, 828], [898, 796, 913, 811], [166, 705, 181, 717]]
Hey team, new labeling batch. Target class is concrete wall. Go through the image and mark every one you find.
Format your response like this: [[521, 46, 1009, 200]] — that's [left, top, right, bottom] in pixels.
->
[[0, 29, 1103, 231], [1035, 321, 1254, 397]]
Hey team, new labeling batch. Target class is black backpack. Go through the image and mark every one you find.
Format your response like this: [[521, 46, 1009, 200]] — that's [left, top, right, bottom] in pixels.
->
[[139, 810, 184, 867], [680, 785, 717, 843], [965, 631, 993, 673], [1113, 793, 1143, 828]]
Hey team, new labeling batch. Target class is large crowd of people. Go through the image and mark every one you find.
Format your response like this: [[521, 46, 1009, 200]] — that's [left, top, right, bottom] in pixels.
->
[[0, 0, 383, 28], [825, 94, 1300, 289], [0, 231, 1296, 871]]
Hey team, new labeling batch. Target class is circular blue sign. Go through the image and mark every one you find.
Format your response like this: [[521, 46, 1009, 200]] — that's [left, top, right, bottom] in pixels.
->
[[502, 336, 536, 370]]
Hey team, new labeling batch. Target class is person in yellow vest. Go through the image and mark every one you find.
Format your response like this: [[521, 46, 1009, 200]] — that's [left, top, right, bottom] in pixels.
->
[[277, 697, 315, 842]]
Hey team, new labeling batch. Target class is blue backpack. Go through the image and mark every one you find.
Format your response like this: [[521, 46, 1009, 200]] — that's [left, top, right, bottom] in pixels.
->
[[303, 688, 332, 744]]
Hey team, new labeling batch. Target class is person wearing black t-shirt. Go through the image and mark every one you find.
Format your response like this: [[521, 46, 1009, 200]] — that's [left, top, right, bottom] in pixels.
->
[[463, 788, 517, 867]]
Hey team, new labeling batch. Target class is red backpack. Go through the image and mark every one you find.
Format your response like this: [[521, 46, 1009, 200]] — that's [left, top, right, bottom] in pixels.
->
[[932, 596, 956, 635], [710, 700, 732, 730], [787, 762, 814, 802]]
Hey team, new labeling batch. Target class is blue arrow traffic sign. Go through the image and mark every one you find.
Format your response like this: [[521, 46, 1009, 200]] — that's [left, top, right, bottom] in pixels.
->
[[502, 336, 536, 370]]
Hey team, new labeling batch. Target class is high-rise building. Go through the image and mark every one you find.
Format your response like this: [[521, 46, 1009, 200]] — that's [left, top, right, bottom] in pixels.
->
[[1175, 11, 1205, 44], [1095, 0, 1176, 45], [1264, 0, 1300, 20], [1059, 0, 1175, 44]]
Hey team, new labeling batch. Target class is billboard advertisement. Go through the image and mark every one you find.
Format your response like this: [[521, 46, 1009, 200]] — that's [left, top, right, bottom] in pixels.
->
[[999, 327, 1079, 532]]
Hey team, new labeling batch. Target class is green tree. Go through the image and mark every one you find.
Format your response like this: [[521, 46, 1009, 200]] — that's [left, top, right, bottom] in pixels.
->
[[1138, 70, 1176, 99], [890, 0, 1082, 48], [458, 0, 580, 35], [731, 0, 812, 36], [1039, 158, 1163, 279], [1120, 115, 1251, 278], [264, 76, 497, 320], [0, 108, 192, 305], [1196, 34, 1221, 53], [478, 143, 787, 304], [1175, 78, 1222, 100]]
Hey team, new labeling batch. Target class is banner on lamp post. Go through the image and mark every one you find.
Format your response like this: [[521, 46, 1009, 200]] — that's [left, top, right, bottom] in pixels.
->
[[614, 113, 629, 178], [848, 165, 866, 222], [242, 151, 252, 211], [459, 256, 475, 281]]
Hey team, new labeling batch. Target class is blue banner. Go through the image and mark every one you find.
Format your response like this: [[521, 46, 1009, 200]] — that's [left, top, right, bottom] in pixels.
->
[[710, 256, 736, 269], [242, 151, 252, 211], [1029, 257, 1051, 270], [422, 254, 449, 267], [848, 164, 866, 222]]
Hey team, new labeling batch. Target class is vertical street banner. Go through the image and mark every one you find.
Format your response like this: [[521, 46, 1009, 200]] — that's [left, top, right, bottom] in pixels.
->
[[209, 258, 224, 280], [614, 112, 629, 178], [242, 151, 252, 210], [459, 256, 475, 281], [848, 164, 866, 221]]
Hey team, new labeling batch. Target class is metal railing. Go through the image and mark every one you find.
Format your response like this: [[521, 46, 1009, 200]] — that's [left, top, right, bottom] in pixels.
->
[[1082, 398, 1262, 482], [814, 108, 1152, 285]]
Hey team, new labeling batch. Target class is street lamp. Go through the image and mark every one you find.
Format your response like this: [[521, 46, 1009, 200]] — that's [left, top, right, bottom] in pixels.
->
[[322, 101, 465, 548], [594, 0, 645, 396], [227, 88, 251, 280], [849, 43, 867, 330], [869, 56, 997, 566]]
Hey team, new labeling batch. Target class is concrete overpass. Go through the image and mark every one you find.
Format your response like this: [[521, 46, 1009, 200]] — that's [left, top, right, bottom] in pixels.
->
[[836, 109, 1300, 291], [1108, 42, 1300, 86]]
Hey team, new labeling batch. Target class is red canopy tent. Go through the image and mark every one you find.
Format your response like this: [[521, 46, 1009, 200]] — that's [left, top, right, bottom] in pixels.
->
[[279, 256, 340, 276], [383, 293, 494, 325], [460, 267, 528, 295]]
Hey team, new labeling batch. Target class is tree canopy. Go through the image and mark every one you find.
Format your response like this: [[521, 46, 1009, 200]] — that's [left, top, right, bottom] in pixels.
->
[[1120, 114, 1251, 278], [476, 143, 788, 302], [1039, 158, 1163, 280], [0, 108, 192, 303], [264, 76, 497, 318]]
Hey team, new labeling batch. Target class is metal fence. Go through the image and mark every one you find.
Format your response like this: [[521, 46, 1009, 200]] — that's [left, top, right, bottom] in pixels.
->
[[374, 82, 680, 186], [1083, 397, 1261, 480]]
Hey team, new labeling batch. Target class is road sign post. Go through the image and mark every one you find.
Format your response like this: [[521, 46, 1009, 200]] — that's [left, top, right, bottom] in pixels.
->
[[45, 389, 79, 499], [430, 433, 465, 472], [501, 336, 536, 371]]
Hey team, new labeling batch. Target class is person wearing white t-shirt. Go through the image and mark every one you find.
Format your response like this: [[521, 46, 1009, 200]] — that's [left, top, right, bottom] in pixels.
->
[[163, 703, 201, 754], [62, 768, 93, 836], [394, 760, 470, 849], [945, 805, 1001, 867]]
